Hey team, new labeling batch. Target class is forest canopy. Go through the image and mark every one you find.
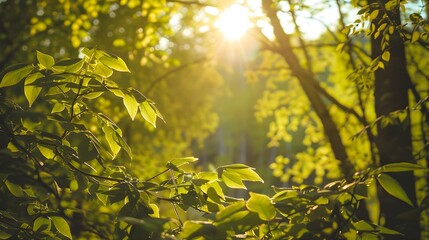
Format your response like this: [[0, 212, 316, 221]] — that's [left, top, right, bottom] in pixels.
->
[[0, 0, 428, 239]]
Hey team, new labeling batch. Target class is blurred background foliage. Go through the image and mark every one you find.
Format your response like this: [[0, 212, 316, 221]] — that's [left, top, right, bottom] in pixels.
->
[[1, 0, 428, 238]]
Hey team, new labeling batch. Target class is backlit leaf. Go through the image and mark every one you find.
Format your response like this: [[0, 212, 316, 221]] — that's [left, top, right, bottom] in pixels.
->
[[169, 157, 198, 168], [38, 145, 56, 159], [377, 173, 414, 207], [0, 65, 34, 88], [24, 72, 43, 107], [100, 55, 130, 72], [123, 92, 139, 120], [220, 165, 263, 189], [37, 51, 55, 69], [33, 217, 51, 232], [103, 126, 121, 158], [140, 100, 157, 127], [369, 10, 379, 20], [5, 180, 24, 197], [222, 170, 247, 189], [51, 216, 72, 239], [381, 162, 428, 172], [382, 51, 390, 62], [246, 192, 276, 221], [411, 31, 419, 43], [94, 61, 113, 77]]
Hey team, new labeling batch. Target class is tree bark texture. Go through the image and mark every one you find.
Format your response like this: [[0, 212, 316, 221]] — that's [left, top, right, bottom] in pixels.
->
[[370, 1, 420, 239]]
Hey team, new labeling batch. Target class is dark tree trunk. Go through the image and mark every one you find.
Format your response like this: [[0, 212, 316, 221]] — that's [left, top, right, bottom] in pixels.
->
[[370, 2, 420, 239], [262, 0, 354, 180]]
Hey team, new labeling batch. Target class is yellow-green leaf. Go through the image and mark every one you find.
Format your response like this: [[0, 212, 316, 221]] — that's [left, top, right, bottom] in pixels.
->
[[5, 180, 24, 197], [100, 55, 130, 72], [94, 61, 113, 77], [369, 10, 379, 20], [33, 217, 51, 232], [24, 72, 43, 107], [336, 43, 345, 52], [222, 170, 247, 189], [123, 92, 139, 120], [169, 157, 198, 168], [37, 50, 55, 69], [382, 51, 390, 61], [51, 103, 66, 113], [411, 31, 420, 43], [140, 100, 157, 127], [38, 145, 56, 159], [0, 65, 34, 88], [377, 173, 414, 207], [246, 192, 276, 221], [381, 162, 428, 172], [51, 216, 72, 239]]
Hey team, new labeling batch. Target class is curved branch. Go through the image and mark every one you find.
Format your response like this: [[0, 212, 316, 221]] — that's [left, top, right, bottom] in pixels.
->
[[262, 0, 354, 179]]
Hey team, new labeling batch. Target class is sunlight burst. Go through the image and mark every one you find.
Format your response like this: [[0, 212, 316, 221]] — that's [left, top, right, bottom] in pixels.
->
[[215, 4, 252, 40]]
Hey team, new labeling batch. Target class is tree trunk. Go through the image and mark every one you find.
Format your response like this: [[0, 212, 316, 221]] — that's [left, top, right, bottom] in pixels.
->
[[370, 1, 420, 239], [262, 0, 354, 179]]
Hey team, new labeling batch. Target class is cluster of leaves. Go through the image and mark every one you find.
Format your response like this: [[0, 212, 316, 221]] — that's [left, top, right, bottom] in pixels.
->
[[0, 49, 261, 239], [181, 162, 429, 240], [0, 48, 158, 238], [1, 49, 428, 239], [341, 0, 429, 71]]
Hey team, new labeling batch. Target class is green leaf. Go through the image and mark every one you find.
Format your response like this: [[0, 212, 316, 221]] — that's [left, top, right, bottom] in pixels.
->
[[220, 166, 263, 189], [381, 162, 428, 172], [377, 226, 403, 235], [0, 65, 34, 88], [219, 163, 250, 169], [246, 192, 276, 221], [180, 221, 217, 239], [216, 201, 246, 221], [53, 58, 84, 73], [52, 102, 66, 113], [208, 181, 225, 200], [51, 216, 72, 239], [99, 55, 130, 72], [234, 168, 264, 182], [33, 217, 51, 232], [94, 61, 114, 77], [377, 173, 414, 207], [97, 113, 132, 159], [5, 180, 24, 197], [103, 126, 122, 158], [221, 169, 247, 189], [214, 201, 260, 232], [123, 92, 139, 120], [411, 31, 420, 43], [0, 231, 12, 239], [382, 51, 390, 62], [81, 47, 94, 58], [70, 179, 79, 191], [353, 220, 375, 231], [169, 157, 198, 168], [140, 100, 157, 127], [336, 43, 345, 52], [197, 172, 218, 181], [369, 10, 379, 20], [24, 72, 43, 107], [38, 145, 56, 159], [37, 50, 55, 69]]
